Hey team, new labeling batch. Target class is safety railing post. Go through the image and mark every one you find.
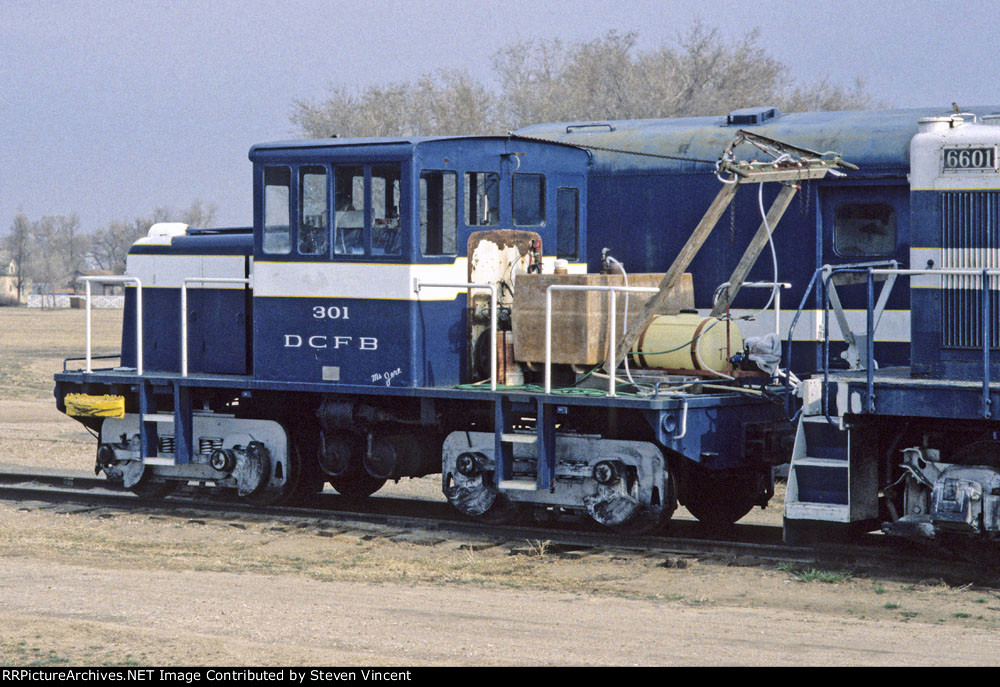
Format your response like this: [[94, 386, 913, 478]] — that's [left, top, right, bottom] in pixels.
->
[[866, 268, 875, 412], [80, 276, 143, 375], [544, 284, 659, 395], [85, 280, 92, 373]]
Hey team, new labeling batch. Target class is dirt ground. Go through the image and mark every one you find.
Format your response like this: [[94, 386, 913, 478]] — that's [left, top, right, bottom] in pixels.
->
[[2, 308, 1000, 666]]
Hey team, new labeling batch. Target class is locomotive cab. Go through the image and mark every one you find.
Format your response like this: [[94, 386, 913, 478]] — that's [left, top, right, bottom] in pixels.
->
[[248, 136, 590, 388]]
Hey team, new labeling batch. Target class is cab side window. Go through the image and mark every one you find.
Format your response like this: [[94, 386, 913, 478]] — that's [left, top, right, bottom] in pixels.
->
[[263, 166, 291, 255], [372, 166, 402, 256], [334, 166, 366, 255], [513, 173, 545, 227], [420, 170, 457, 255], [556, 187, 579, 259], [834, 202, 896, 257], [465, 172, 499, 227], [298, 166, 328, 255]]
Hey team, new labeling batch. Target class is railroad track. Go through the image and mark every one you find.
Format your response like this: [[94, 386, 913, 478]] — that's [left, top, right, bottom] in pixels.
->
[[1, 470, 997, 585]]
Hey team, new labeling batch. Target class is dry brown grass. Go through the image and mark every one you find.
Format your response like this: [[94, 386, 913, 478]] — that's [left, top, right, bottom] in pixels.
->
[[0, 307, 121, 399]]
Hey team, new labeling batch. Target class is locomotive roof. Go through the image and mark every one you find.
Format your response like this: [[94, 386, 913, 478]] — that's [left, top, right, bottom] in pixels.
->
[[249, 106, 1000, 174], [515, 106, 1000, 174], [249, 135, 515, 156]]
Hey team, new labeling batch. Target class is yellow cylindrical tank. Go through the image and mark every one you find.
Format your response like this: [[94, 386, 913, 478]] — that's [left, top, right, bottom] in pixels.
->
[[630, 314, 742, 373]]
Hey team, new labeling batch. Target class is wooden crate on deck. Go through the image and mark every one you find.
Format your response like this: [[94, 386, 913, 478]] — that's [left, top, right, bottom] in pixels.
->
[[512, 273, 694, 366]]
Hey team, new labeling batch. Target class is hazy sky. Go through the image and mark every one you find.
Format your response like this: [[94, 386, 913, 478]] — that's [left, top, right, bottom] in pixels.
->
[[3, 0, 999, 233]]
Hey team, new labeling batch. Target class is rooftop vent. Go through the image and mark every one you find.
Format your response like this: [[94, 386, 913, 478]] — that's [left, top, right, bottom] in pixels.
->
[[565, 123, 615, 133], [726, 107, 780, 126]]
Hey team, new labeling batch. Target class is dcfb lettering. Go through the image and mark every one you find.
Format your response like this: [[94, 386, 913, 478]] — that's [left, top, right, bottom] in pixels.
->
[[283, 334, 378, 350]]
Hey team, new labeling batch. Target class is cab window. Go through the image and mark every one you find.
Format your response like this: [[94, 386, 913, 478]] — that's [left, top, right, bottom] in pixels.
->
[[465, 172, 499, 227], [372, 166, 402, 256], [298, 166, 328, 255], [334, 166, 365, 255], [556, 187, 579, 259], [513, 173, 545, 227], [834, 202, 896, 256], [420, 170, 457, 255], [263, 166, 291, 255]]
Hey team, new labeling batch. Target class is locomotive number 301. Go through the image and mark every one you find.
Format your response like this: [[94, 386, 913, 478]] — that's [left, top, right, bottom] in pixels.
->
[[312, 305, 350, 320]]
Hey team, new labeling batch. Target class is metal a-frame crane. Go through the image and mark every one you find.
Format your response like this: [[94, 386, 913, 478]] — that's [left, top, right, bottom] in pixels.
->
[[607, 130, 858, 374]]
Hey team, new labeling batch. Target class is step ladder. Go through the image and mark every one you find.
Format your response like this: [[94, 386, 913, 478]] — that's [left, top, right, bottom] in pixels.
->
[[493, 396, 556, 492], [138, 381, 194, 465], [784, 379, 878, 539]]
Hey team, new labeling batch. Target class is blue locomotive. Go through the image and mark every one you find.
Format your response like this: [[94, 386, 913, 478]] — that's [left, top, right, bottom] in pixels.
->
[[53, 105, 997, 535], [785, 112, 1000, 544]]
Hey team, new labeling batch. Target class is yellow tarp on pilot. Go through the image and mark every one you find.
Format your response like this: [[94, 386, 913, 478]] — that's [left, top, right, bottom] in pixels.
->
[[64, 393, 125, 418]]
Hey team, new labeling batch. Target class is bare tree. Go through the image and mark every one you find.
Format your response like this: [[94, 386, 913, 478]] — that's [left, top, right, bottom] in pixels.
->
[[89, 200, 217, 274], [293, 25, 881, 139], [292, 70, 501, 138], [179, 199, 218, 228], [4, 213, 33, 301]]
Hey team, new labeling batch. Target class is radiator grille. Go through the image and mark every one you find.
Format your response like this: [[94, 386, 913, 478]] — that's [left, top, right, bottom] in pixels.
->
[[941, 191, 1000, 348]]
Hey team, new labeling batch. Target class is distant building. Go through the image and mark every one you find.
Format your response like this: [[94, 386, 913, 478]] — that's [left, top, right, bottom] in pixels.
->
[[75, 270, 124, 296], [0, 252, 26, 304]]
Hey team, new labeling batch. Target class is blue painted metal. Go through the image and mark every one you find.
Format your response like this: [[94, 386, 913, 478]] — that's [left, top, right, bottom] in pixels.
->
[[493, 397, 513, 485], [138, 381, 156, 462], [173, 384, 193, 466], [536, 398, 555, 491], [910, 190, 1000, 380], [983, 268, 993, 419]]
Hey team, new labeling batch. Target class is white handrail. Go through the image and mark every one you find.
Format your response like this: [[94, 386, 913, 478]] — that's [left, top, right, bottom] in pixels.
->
[[181, 277, 252, 377], [414, 279, 497, 391], [81, 276, 143, 375], [544, 285, 659, 397]]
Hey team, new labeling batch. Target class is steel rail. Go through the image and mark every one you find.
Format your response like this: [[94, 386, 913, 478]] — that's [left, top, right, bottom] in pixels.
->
[[1, 470, 995, 582]]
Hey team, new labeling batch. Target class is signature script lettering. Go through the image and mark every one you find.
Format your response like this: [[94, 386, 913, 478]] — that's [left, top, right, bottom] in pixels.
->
[[370, 368, 403, 386]]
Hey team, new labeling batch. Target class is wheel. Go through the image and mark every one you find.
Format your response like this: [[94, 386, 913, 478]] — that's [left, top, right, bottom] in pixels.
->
[[682, 467, 758, 528], [444, 468, 526, 525], [609, 505, 673, 535], [585, 467, 676, 535], [467, 493, 526, 525], [129, 478, 179, 499], [241, 433, 314, 507], [329, 472, 387, 498], [320, 430, 387, 498], [116, 455, 179, 499]]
